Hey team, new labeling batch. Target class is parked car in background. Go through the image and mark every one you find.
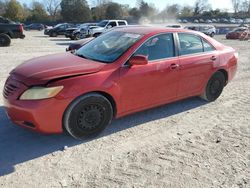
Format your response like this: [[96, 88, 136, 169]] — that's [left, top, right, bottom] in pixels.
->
[[24, 23, 44, 31], [3, 26, 238, 139], [0, 22, 25, 46], [69, 24, 98, 40], [235, 19, 243, 24], [64, 23, 96, 39], [0, 16, 14, 24], [166, 24, 182, 28], [212, 19, 217, 23], [44, 23, 75, 37], [90, 20, 128, 37], [205, 19, 212, 23], [226, 27, 249, 39], [66, 37, 94, 51], [244, 18, 250, 24], [185, 25, 216, 37]]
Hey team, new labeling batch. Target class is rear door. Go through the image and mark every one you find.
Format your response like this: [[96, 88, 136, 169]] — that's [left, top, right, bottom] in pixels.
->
[[119, 33, 180, 113], [177, 33, 219, 98]]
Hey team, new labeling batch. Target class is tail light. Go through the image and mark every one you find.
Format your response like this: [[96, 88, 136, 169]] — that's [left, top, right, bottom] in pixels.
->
[[234, 52, 239, 60], [19, 24, 23, 33]]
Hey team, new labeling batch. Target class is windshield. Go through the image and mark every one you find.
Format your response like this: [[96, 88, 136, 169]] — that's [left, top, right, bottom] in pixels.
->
[[54, 24, 63, 28], [75, 31, 142, 63], [97, 21, 108, 27]]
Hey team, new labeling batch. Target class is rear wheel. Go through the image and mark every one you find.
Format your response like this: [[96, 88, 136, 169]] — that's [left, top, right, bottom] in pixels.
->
[[93, 33, 101, 38], [201, 71, 226, 102], [63, 94, 113, 139], [0, 33, 11, 47]]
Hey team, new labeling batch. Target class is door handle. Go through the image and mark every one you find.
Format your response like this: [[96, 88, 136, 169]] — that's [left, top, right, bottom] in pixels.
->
[[170, 63, 180, 70], [211, 56, 217, 61]]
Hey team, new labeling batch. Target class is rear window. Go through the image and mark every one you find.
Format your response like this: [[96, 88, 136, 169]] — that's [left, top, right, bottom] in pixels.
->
[[178, 33, 215, 55], [178, 33, 203, 55], [118, 21, 126, 26]]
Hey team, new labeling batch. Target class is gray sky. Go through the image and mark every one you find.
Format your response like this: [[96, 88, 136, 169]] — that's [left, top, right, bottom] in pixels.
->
[[19, 0, 234, 11]]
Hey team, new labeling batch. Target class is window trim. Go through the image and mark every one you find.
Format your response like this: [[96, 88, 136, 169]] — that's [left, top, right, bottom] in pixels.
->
[[176, 32, 216, 57], [123, 32, 178, 67]]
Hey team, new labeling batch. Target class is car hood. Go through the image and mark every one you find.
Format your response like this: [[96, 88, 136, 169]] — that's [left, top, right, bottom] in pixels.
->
[[11, 53, 105, 86], [92, 26, 105, 31]]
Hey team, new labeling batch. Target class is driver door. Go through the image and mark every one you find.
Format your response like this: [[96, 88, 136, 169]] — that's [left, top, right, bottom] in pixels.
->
[[118, 33, 180, 114]]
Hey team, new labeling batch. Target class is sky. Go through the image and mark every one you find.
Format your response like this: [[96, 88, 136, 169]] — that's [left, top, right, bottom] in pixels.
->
[[19, 0, 234, 11]]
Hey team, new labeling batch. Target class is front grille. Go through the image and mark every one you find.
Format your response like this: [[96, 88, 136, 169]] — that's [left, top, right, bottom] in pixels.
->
[[3, 81, 19, 99]]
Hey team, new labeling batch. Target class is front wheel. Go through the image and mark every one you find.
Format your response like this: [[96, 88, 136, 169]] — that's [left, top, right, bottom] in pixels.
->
[[201, 71, 226, 102], [63, 94, 113, 139], [49, 32, 57, 37]]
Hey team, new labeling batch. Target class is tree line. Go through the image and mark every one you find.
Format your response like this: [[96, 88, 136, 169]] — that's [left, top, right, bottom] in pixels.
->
[[0, 0, 249, 23]]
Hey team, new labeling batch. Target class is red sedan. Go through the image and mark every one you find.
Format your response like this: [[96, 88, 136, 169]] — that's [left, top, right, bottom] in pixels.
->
[[226, 27, 249, 39], [3, 26, 238, 139]]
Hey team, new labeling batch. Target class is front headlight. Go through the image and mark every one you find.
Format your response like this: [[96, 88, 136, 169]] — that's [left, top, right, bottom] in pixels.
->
[[20, 86, 64, 100]]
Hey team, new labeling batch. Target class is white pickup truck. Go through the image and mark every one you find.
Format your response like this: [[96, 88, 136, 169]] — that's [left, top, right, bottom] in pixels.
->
[[90, 20, 128, 37]]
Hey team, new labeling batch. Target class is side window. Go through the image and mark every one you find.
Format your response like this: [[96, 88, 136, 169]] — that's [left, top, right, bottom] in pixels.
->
[[178, 33, 203, 55], [118, 21, 126, 26], [107, 22, 117, 27], [134, 33, 175, 61], [203, 39, 215, 52], [58, 25, 66, 29]]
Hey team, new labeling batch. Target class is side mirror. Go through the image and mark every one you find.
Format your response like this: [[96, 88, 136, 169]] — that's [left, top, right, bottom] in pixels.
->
[[129, 55, 148, 66]]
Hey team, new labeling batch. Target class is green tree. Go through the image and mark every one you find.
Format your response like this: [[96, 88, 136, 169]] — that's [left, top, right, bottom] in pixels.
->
[[44, 0, 61, 21], [4, 0, 25, 21], [0, 0, 6, 16], [138, 0, 156, 18], [105, 2, 123, 19], [194, 0, 211, 16], [129, 7, 141, 21], [180, 6, 193, 17], [61, 0, 91, 22], [28, 2, 48, 22]]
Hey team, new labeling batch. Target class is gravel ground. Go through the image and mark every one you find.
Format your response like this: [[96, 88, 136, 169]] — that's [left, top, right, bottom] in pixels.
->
[[0, 31, 249, 188]]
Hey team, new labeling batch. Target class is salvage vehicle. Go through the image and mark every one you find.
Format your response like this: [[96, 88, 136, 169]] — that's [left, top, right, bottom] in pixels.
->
[[0, 22, 25, 46], [24, 23, 45, 31], [90, 20, 128, 37], [44, 23, 75, 37], [65, 23, 96, 40], [226, 27, 249, 39], [185, 25, 216, 37], [3, 26, 238, 139]]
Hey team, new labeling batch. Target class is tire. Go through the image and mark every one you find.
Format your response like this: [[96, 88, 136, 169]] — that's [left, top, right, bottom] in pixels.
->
[[49, 32, 57, 37], [210, 32, 215, 37], [201, 71, 226, 102], [63, 93, 113, 139], [93, 33, 101, 38], [75, 33, 86, 40], [0, 33, 11, 47]]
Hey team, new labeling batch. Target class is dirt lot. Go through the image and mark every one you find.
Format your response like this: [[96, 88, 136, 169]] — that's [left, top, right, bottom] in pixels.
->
[[0, 31, 249, 188]]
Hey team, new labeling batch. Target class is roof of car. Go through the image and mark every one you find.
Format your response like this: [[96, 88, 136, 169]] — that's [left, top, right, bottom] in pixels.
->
[[114, 25, 188, 35]]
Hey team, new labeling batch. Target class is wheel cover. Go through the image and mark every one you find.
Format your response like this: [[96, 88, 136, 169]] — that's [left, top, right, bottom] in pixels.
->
[[77, 103, 105, 131], [0, 37, 6, 44], [210, 80, 221, 95]]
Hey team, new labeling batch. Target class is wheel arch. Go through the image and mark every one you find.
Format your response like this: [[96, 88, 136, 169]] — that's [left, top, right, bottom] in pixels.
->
[[93, 91, 117, 117], [217, 69, 228, 85], [65, 91, 117, 119]]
